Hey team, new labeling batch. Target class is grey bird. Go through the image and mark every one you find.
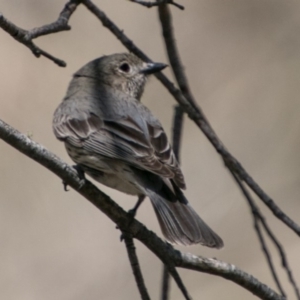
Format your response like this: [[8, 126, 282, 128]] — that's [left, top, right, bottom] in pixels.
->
[[53, 53, 223, 248]]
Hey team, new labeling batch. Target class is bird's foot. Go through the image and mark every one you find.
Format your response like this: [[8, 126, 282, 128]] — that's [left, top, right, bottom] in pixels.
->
[[118, 195, 145, 241], [63, 164, 86, 192]]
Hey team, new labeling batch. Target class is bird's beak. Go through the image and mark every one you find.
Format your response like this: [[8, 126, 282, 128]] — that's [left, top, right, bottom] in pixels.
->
[[140, 62, 168, 75]]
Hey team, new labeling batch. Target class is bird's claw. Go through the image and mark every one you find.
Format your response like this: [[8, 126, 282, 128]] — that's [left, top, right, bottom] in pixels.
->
[[62, 165, 86, 191], [63, 181, 69, 192]]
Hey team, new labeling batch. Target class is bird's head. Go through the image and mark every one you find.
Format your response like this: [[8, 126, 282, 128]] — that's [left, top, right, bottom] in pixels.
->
[[74, 53, 167, 100]]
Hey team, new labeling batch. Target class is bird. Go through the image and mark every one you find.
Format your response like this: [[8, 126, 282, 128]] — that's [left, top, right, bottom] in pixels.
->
[[53, 52, 223, 248]]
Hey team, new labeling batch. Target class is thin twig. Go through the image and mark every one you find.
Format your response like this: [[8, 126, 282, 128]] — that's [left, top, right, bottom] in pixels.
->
[[161, 265, 171, 300], [0, 0, 80, 66], [130, 0, 184, 10], [233, 171, 299, 299], [167, 266, 192, 300], [230, 171, 286, 297], [122, 233, 151, 300], [172, 105, 184, 162], [259, 217, 300, 300], [158, 4, 206, 114], [81, 0, 300, 236], [0, 119, 284, 300], [255, 217, 286, 297], [178, 253, 285, 300]]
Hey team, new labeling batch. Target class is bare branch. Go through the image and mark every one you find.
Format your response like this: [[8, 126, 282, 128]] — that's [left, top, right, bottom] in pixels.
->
[[130, 0, 184, 10], [26, 0, 80, 39], [171, 105, 184, 162], [0, 0, 80, 66], [122, 233, 151, 300], [230, 171, 300, 299], [161, 265, 171, 300], [260, 216, 300, 300], [167, 265, 191, 300], [0, 119, 284, 300], [230, 171, 286, 297], [158, 4, 198, 110], [81, 0, 300, 236], [254, 216, 286, 297], [178, 253, 284, 300]]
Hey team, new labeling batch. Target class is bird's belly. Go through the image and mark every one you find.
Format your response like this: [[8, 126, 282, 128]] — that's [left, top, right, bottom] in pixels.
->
[[65, 144, 141, 195], [85, 166, 141, 195]]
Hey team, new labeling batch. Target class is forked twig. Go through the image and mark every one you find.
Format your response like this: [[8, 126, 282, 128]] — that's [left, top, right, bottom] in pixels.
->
[[230, 170, 299, 299], [0, 0, 80, 66], [230, 171, 286, 297]]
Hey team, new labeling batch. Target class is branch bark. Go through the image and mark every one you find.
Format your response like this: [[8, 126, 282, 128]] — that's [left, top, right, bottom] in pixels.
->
[[122, 233, 151, 300], [161, 265, 171, 300], [230, 171, 300, 300]]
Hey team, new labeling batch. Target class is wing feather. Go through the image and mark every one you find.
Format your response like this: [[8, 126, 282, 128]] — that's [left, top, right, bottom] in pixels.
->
[[53, 110, 186, 188]]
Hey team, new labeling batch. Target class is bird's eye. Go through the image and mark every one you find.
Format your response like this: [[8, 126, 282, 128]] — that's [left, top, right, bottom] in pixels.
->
[[119, 63, 130, 73]]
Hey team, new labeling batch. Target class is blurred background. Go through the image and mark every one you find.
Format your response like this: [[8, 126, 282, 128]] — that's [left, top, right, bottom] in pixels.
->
[[0, 0, 300, 299]]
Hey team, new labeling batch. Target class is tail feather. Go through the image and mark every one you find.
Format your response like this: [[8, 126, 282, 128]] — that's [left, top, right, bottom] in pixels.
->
[[147, 190, 223, 248]]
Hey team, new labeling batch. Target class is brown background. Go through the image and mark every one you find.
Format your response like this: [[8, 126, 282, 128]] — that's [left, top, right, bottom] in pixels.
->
[[0, 0, 300, 299]]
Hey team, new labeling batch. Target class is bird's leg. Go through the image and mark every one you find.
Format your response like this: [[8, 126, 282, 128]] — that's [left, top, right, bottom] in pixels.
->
[[72, 164, 86, 180], [63, 164, 86, 191], [119, 195, 146, 242], [128, 195, 146, 218]]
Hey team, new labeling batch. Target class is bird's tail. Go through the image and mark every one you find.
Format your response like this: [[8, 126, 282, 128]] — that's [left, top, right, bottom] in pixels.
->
[[147, 190, 223, 248]]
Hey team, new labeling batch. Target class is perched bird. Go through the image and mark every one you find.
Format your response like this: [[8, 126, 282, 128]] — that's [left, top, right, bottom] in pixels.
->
[[53, 53, 223, 248]]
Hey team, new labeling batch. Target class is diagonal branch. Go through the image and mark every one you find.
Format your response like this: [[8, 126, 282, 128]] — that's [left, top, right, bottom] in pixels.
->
[[230, 171, 286, 297], [254, 216, 286, 297], [0, 118, 284, 300], [0, 0, 80, 66], [158, 4, 200, 112], [167, 265, 191, 300], [259, 216, 300, 300], [81, 0, 300, 237]]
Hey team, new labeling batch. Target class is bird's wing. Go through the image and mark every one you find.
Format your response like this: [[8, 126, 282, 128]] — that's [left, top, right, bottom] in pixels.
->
[[53, 111, 185, 189]]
